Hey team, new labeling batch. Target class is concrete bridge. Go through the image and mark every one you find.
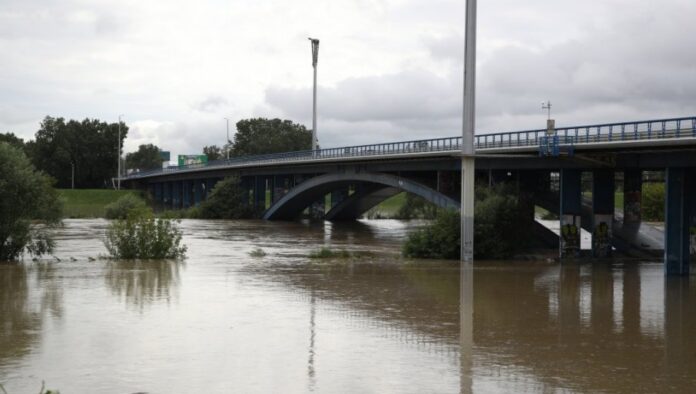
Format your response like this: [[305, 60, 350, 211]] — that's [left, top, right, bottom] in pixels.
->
[[122, 116, 696, 275]]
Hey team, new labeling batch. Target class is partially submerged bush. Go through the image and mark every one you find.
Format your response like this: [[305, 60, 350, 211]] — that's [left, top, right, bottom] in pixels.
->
[[309, 247, 351, 259], [403, 184, 532, 260], [199, 176, 253, 219], [642, 182, 664, 222], [104, 193, 149, 219], [0, 142, 62, 261], [249, 248, 267, 257], [104, 215, 187, 259], [396, 193, 438, 219]]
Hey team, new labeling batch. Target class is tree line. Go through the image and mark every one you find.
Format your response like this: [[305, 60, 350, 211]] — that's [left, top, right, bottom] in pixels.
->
[[1, 116, 311, 189]]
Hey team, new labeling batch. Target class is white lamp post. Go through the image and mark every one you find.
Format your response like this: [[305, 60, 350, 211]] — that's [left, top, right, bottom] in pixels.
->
[[461, 0, 477, 262], [117, 114, 123, 190], [308, 37, 319, 151]]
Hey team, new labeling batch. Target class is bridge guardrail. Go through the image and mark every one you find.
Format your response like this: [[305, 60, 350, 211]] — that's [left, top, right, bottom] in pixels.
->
[[123, 116, 696, 180]]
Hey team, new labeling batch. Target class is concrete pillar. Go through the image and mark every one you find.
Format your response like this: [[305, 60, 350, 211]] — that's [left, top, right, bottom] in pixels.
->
[[206, 178, 219, 196], [240, 177, 253, 207], [623, 170, 642, 225], [164, 182, 172, 208], [560, 169, 582, 258], [592, 170, 614, 257], [182, 180, 191, 208], [331, 187, 350, 208], [273, 175, 290, 203], [172, 181, 181, 209], [664, 168, 694, 275], [254, 176, 267, 212], [154, 183, 163, 203], [194, 180, 204, 206]]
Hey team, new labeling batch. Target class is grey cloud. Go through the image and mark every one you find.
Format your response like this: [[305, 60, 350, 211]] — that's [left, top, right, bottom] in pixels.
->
[[193, 95, 229, 113]]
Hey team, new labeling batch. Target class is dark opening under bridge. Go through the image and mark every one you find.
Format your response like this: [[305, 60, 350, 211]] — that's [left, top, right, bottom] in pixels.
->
[[122, 116, 696, 275]]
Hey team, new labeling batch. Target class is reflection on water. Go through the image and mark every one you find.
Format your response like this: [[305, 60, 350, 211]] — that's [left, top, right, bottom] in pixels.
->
[[0, 219, 694, 393], [105, 259, 183, 309]]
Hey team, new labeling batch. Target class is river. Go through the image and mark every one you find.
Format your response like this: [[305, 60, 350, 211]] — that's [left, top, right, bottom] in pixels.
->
[[0, 219, 694, 393]]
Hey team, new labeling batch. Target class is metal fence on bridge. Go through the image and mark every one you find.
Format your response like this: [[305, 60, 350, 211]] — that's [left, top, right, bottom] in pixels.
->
[[123, 116, 696, 180]]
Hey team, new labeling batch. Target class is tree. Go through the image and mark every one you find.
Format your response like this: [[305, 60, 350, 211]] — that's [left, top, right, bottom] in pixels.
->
[[26, 116, 127, 188], [203, 145, 223, 161], [126, 144, 162, 172], [0, 132, 25, 151], [231, 118, 312, 157], [0, 142, 62, 261], [199, 176, 253, 219]]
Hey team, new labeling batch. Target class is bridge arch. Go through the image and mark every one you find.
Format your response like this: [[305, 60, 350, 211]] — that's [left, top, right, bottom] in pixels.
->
[[263, 172, 459, 220]]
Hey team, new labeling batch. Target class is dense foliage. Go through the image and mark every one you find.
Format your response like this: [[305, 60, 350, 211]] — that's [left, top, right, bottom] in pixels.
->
[[125, 144, 162, 172], [230, 118, 312, 157], [198, 176, 253, 219], [104, 194, 150, 220], [104, 215, 187, 259], [642, 182, 664, 222], [0, 142, 62, 261], [25, 116, 127, 188], [0, 132, 25, 151], [396, 193, 438, 219], [402, 184, 532, 260], [203, 145, 224, 161]]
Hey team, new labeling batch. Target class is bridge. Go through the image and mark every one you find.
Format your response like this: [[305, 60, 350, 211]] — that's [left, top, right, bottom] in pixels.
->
[[121, 116, 696, 275]]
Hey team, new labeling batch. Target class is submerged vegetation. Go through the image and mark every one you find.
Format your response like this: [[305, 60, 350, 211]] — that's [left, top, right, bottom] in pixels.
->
[[198, 176, 254, 219], [104, 193, 149, 219], [403, 184, 532, 260], [0, 142, 62, 262], [103, 195, 187, 259], [249, 248, 267, 257], [309, 247, 352, 259]]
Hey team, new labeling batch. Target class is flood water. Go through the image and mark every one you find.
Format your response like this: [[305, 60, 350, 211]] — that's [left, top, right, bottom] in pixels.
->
[[1, 219, 694, 393]]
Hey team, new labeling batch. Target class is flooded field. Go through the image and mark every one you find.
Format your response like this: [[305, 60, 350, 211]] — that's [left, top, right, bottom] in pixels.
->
[[1, 219, 694, 393]]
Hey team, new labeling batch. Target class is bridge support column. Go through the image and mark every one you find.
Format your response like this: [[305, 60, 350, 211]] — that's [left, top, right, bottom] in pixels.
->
[[240, 177, 254, 208], [592, 170, 615, 257], [254, 176, 267, 212], [331, 187, 350, 208], [206, 178, 219, 196], [194, 180, 204, 206], [163, 182, 172, 208], [664, 168, 694, 275], [273, 175, 291, 203], [623, 170, 642, 225], [182, 180, 192, 208], [560, 169, 582, 258], [154, 183, 163, 204], [172, 181, 181, 209]]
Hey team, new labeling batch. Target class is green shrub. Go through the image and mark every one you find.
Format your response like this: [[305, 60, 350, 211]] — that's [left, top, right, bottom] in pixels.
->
[[199, 176, 253, 219], [403, 184, 532, 260], [0, 142, 62, 261], [104, 193, 149, 219], [249, 248, 267, 257], [396, 193, 438, 219], [642, 182, 664, 222], [104, 216, 187, 259]]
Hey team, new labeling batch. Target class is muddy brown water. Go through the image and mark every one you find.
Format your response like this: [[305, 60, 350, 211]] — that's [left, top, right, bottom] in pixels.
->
[[0, 219, 694, 393]]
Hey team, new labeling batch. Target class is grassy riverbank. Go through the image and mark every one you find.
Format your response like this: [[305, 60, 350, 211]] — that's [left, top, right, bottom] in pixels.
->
[[59, 189, 145, 218]]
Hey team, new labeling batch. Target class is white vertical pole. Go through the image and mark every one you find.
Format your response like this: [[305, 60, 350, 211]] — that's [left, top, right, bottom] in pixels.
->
[[461, 0, 476, 262], [117, 114, 123, 190], [309, 38, 319, 151]]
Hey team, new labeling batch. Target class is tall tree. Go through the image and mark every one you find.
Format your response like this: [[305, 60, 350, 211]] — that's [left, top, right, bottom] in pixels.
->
[[0, 142, 62, 261], [231, 118, 312, 157], [126, 144, 162, 172], [0, 132, 25, 151], [27, 116, 127, 188], [203, 145, 223, 161]]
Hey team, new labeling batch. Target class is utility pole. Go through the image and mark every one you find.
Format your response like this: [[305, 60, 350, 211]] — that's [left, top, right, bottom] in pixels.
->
[[460, 0, 476, 262], [117, 114, 123, 190], [225, 117, 231, 159], [308, 37, 319, 151]]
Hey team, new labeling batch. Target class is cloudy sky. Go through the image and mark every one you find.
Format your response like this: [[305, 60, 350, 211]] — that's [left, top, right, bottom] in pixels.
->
[[1, 0, 695, 158]]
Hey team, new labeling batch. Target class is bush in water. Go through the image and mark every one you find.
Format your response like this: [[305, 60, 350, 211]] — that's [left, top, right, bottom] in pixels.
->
[[199, 176, 254, 219], [104, 193, 149, 220], [104, 214, 187, 259], [403, 183, 532, 260], [641, 182, 664, 222]]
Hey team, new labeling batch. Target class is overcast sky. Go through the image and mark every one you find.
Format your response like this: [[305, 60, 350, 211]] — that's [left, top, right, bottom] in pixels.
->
[[1, 0, 695, 158]]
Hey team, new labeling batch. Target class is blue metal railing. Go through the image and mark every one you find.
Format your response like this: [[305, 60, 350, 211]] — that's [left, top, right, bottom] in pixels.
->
[[123, 116, 696, 180]]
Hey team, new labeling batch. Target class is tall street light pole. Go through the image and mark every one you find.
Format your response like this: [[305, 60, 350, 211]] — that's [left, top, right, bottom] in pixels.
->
[[308, 37, 319, 151], [224, 117, 231, 159], [117, 114, 123, 190], [461, 0, 476, 263]]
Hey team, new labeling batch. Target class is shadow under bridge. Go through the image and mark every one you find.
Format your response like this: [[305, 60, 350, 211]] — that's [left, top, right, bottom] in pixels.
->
[[262, 172, 460, 221]]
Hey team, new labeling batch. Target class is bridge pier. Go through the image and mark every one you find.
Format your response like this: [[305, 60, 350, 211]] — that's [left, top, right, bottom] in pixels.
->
[[560, 169, 582, 258], [254, 176, 267, 212], [592, 170, 615, 257], [194, 179, 204, 206], [154, 183, 163, 205], [165, 182, 173, 209], [330, 187, 350, 208], [181, 181, 193, 209], [664, 168, 695, 275], [623, 170, 642, 225]]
